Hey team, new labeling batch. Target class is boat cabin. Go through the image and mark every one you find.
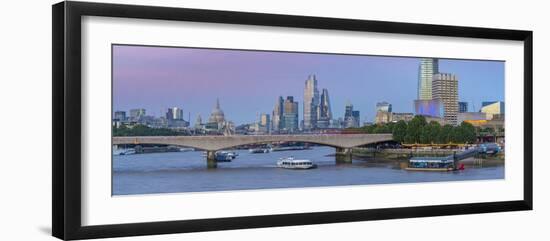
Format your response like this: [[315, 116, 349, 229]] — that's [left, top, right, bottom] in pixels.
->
[[407, 156, 456, 171]]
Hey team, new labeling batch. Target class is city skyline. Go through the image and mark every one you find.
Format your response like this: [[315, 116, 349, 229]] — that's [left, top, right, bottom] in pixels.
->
[[113, 45, 504, 126]]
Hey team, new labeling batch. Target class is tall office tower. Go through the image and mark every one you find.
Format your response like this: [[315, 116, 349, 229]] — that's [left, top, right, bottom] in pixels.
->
[[376, 101, 392, 113], [283, 96, 299, 132], [316, 88, 331, 128], [316, 88, 332, 128], [129, 108, 146, 121], [260, 113, 271, 133], [432, 73, 459, 126], [418, 58, 439, 100], [344, 101, 353, 119], [271, 96, 284, 131], [303, 75, 320, 130], [459, 102, 468, 113], [166, 107, 184, 120], [352, 110, 360, 127]]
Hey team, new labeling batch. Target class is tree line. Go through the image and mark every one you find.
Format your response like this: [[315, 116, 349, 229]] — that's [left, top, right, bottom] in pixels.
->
[[349, 115, 477, 144], [113, 124, 180, 136]]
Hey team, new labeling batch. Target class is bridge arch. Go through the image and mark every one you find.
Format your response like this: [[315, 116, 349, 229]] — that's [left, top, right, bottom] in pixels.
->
[[113, 134, 394, 168]]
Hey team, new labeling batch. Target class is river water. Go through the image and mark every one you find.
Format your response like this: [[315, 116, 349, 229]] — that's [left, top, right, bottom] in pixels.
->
[[113, 146, 504, 195]]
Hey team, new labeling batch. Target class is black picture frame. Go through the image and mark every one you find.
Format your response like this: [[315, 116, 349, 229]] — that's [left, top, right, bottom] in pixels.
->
[[52, 1, 533, 240]]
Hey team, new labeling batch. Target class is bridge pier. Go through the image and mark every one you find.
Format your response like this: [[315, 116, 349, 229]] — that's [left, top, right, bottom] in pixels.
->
[[335, 147, 353, 164], [206, 150, 217, 168]]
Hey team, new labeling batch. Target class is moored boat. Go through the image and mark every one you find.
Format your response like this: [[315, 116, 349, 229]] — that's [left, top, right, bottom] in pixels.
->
[[405, 156, 462, 171], [214, 151, 233, 162], [249, 148, 271, 153], [179, 147, 195, 152], [219, 151, 238, 159], [113, 148, 136, 155], [271, 146, 310, 152], [478, 143, 501, 154]]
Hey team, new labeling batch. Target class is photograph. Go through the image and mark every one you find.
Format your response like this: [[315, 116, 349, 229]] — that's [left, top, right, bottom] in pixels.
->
[[111, 44, 505, 196], [0, 0, 541, 240]]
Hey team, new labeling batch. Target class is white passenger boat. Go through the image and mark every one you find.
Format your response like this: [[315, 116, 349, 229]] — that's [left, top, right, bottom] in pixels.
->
[[277, 157, 317, 169]]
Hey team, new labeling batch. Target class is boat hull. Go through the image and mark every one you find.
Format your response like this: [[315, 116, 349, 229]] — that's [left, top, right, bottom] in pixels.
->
[[404, 167, 455, 172], [278, 164, 317, 170]]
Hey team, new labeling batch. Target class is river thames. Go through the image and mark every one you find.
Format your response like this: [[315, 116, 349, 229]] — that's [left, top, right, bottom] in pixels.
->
[[112, 146, 504, 195]]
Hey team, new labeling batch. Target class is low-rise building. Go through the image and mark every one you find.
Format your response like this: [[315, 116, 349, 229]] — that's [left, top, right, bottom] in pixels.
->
[[414, 99, 444, 118], [424, 116, 446, 125], [391, 113, 414, 123], [481, 101, 505, 120], [457, 112, 487, 124], [375, 111, 392, 124]]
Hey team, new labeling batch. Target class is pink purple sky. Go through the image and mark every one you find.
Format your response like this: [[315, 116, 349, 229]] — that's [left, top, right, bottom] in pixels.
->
[[113, 45, 504, 125]]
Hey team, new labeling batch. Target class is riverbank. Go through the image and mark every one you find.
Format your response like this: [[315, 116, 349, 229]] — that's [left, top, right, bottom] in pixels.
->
[[351, 147, 505, 163]]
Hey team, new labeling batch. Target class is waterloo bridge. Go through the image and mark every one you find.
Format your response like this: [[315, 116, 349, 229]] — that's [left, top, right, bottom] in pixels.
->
[[112, 134, 394, 168]]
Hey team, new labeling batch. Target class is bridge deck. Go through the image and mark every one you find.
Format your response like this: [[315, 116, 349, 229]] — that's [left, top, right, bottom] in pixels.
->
[[112, 134, 394, 151]]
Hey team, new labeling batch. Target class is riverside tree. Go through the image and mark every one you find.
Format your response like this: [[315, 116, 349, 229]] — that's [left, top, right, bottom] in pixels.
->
[[113, 124, 180, 136], [347, 115, 477, 144], [392, 120, 407, 143]]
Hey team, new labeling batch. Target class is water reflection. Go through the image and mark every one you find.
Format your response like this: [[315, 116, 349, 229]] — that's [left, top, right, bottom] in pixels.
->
[[113, 146, 504, 195]]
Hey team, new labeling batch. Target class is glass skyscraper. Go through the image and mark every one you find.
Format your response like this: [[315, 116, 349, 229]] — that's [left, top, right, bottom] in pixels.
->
[[283, 96, 299, 132], [271, 96, 284, 131], [418, 58, 439, 100], [316, 88, 332, 128], [303, 75, 319, 130]]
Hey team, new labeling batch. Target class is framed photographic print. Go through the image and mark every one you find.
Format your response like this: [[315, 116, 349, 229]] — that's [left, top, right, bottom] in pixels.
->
[[52, 1, 533, 240]]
